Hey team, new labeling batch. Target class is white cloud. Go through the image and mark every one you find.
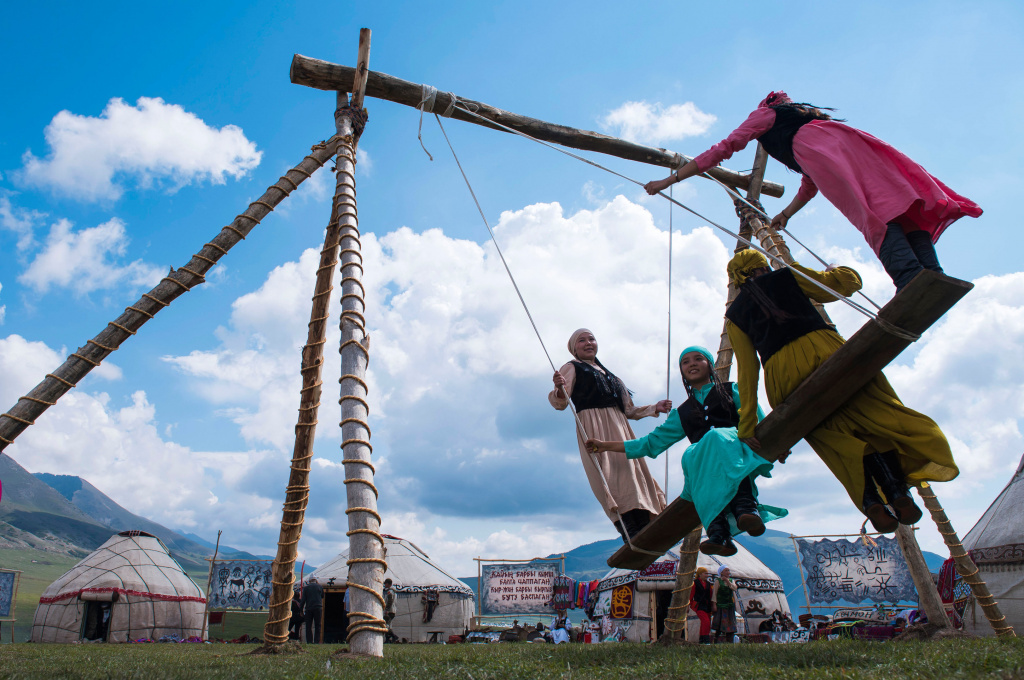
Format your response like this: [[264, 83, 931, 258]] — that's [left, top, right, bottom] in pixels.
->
[[602, 101, 716, 145], [0, 193, 46, 251], [18, 217, 163, 295], [356, 148, 372, 175], [18, 97, 262, 201], [7, 191, 1023, 571], [0, 282, 5, 325]]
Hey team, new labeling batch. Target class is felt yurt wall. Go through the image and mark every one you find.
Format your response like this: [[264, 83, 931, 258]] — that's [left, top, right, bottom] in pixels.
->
[[30, 531, 206, 643], [309, 535, 473, 642], [961, 454, 1024, 637], [595, 536, 791, 641]]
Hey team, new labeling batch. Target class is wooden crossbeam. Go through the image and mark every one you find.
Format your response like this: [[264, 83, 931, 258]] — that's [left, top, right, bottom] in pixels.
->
[[289, 54, 785, 198], [608, 270, 973, 570]]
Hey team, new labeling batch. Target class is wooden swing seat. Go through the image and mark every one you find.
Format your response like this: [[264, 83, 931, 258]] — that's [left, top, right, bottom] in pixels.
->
[[608, 270, 973, 571]]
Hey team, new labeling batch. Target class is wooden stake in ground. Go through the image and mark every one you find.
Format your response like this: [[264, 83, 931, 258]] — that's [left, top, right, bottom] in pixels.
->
[[895, 524, 951, 629], [0, 143, 340, 454], [661, 528, 702, 643], [917, 483, 1015, 636], [262, 184, 346, 647], [203, 530, 222, 641], [336, 29, 387, 658]]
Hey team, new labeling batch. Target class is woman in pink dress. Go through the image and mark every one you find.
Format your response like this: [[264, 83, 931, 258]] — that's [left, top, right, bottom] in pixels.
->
[[644, 91, 982, 291]]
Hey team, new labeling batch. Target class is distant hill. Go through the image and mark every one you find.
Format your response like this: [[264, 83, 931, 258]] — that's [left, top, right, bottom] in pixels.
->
[[0, 453, 271, 572], [459, 530, 947, 612]]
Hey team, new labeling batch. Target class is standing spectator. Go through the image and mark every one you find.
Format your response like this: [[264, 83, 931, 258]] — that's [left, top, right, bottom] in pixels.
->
[[690, 567, 714, 643], [711, 566, 739, 643], [288, 586, 304, 640], [383, 579, 398, 643], [302, 577, 324, 644]]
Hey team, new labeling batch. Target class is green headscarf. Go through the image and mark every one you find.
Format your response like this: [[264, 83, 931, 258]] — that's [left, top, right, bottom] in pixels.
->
[[679, 345, 715, 368]]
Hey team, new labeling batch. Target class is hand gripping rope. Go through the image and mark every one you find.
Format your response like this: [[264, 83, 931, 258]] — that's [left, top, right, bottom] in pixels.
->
[[431, 113, 662, 558]]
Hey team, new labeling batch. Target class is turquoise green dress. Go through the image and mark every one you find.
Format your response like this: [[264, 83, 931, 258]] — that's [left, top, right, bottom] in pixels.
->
[[624, 383, 788, 535]]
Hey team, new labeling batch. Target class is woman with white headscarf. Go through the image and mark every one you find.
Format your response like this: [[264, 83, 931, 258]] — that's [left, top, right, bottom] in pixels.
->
[[549, 328, 670, 542]]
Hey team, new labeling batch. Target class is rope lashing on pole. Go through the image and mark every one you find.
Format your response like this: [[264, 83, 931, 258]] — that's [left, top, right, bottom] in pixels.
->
[[436, 98, 918, 342], [432, 113, 661, 558], [0, 139, 342, 454]]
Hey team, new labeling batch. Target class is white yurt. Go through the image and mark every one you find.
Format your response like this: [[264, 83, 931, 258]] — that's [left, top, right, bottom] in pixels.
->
[[593, 536, 791, 642], [31, 531, 206, 643], [961, 453, 1024, 637], [309, 535, 473, 643]]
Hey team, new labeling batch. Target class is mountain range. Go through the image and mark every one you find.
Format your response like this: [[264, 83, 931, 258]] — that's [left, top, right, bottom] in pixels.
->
[[1, 452, 944, 610], [0, 453, 269, 572]]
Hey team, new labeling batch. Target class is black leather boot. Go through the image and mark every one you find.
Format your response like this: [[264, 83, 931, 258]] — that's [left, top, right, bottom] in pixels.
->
[[621, 509, 651, 540], [730, 477, 765, 537], [700, 511, 737, 556], [862, 473, 898, 533], [870, 451, 923, 525]]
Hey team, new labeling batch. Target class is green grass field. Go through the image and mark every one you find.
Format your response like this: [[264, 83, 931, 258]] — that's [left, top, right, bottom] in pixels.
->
[[0, 639, 1022, 679]]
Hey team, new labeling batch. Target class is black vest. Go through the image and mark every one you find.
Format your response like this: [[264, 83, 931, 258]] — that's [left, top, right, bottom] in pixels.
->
[[725, 268, 829, 364], [569, 361, 624, 413], [677, 382, 738, 444], [757, 105, 819, 174]]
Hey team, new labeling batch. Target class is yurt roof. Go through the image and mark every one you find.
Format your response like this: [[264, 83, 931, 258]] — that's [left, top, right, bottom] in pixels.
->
[[963, 453, 1024, 551], [39, 530, 204, 602], [598, 535, 784, 592], [309, 535, 472, 595]]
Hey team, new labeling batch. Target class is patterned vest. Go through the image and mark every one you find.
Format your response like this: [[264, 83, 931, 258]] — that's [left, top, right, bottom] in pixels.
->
[[757, 105, 820, 174], [677, 383, 738, 444], [569, 361, 624, 413]]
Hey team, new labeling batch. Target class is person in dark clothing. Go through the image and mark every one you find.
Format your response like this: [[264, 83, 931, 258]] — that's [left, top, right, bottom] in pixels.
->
[[288, 586, 304, 640], [302, 577, 324, 644]]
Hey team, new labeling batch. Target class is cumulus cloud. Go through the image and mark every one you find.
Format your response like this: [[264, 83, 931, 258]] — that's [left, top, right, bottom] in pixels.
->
[[18, 97, 262, 201], [0, 193, 46, 251], [602, 101, 716, 145], [0, 282, 5, 325], [18, 217, 164, 295]]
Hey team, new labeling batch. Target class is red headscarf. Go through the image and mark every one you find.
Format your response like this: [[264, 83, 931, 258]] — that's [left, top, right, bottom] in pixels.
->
[[758, 91, 793, 108]]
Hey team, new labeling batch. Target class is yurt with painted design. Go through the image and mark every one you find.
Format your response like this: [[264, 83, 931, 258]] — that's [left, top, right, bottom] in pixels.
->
[[31, 531, 206, 643], [309, 535, 473, 643], [593, 538, 790, 642]]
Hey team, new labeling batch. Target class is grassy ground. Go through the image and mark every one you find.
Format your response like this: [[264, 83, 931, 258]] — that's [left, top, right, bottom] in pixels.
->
[[0, 638, 1022, 679]]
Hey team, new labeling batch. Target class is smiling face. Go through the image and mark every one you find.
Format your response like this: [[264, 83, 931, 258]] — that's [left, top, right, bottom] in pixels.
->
[[679, 351, 712, 388], [574, 332, 598, 361], [720, 568, 731, 579]]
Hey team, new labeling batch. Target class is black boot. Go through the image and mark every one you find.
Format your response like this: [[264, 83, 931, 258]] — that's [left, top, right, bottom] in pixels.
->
[[905, 230, 944, 274], [700, 511, 737, 556], [614, 519, 629, 545], [878, 222, 924, 291], [729, 477, 765, 537], [869, 451, 923, 525], [621, 509, 652, 539], [862, 470, 898, 533]]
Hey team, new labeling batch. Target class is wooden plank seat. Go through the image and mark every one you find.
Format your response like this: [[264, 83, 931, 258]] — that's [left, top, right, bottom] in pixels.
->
[[608, 270, 973, 571]]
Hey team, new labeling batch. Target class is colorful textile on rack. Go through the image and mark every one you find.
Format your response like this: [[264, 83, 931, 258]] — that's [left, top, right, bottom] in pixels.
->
[[937, 557, 971, 628], [937, 558, 956, 603], [553, 576, 575, 610]]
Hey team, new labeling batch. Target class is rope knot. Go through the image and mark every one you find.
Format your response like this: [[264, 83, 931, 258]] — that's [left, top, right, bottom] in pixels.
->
[[335, 105, 370, 139]]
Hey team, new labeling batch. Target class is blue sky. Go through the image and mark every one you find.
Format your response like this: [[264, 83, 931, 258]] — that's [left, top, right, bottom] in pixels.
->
[[2, 2, 1023, 576]]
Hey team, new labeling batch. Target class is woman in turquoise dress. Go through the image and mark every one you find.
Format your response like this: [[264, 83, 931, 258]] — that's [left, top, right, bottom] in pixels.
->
[[585, 346, 787, 556]]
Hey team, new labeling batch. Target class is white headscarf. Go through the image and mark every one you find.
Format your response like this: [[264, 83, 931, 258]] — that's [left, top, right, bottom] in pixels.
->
[[567, 328, 594, 360]]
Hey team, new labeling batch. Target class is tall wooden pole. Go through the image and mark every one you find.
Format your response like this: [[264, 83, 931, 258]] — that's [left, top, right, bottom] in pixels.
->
[[262, 172, 346, 646], [661, 529, 703, 642], [337, 28, 386, 658], [895, 525, 951, 629], [917, 483, 1015, 636], [203, 530, 222, 641]]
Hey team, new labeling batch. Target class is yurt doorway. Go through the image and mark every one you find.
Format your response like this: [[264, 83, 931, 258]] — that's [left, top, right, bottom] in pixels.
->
[[322, 587, 349, 643], [81, 601, 112, 642]]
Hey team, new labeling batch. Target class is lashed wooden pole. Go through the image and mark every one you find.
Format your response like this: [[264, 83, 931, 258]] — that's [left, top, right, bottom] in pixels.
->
[[336, 29, 386, 657], [0, 143, 340, 454], [262, 182, 345, 647], [917, 483, 1015, 636], [895, 524, 951, 629], [288, 54, 784, 199]]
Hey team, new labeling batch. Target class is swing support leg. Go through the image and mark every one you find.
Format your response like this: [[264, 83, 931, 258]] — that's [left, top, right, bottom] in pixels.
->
[[660, 528, 703, 643], [917, 483, 1016, 636]]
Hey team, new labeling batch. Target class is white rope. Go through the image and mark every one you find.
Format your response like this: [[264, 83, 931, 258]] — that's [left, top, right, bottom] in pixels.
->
[[445, 102, 919, 343], [417, 85, 437, 161], [665, 184, 673, 495], [433, 113, 661, 558]]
